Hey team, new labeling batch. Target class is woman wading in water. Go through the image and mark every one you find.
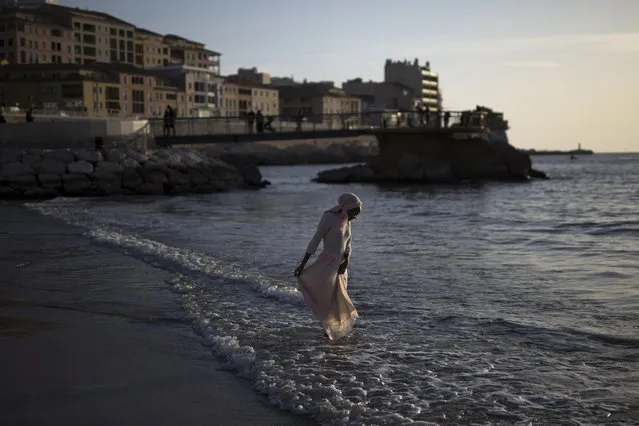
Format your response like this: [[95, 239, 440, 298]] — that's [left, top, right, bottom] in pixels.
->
[[294, 193, 362, 340]]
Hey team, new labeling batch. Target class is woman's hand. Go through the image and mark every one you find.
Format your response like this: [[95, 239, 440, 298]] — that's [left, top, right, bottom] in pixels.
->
[[294, 253, 312, 277]]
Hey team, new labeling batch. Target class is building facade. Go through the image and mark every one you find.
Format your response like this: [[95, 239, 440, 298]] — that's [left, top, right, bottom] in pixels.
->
[[221, 79, 279, 117], [134, 28, 170, 68], [0, 7, 74, 65], [0, 3, 221, 76], [384, 58, 439, 111], [279, 83, 361, 122], [230, 66, 271, 85], [163, 34, 220, 73], [0, 63, 185, 117], [342, 78, 418, 112], [151, 64, 223, 117]]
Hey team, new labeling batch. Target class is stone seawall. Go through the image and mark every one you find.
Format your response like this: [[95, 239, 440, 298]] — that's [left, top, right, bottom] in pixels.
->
[[0, 148, 266, 199]]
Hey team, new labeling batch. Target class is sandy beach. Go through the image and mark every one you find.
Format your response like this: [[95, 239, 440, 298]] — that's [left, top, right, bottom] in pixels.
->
[[0, 202, 314, 426]]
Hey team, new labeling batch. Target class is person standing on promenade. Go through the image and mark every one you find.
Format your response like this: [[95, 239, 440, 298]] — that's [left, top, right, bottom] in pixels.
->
[[294, 193, 362, 340]]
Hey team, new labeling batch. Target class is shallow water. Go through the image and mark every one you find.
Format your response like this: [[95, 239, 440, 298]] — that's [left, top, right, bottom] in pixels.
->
[[26, 154, 639, 425]]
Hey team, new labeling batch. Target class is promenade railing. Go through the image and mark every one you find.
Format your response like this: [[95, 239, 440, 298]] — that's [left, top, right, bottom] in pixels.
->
[[148, 110, 502, 138]]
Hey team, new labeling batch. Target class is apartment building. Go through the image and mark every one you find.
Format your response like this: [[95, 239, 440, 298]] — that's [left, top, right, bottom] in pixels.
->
[[0, 63, 185, 116], [384, 58, 440, 111], [230, 66, 271, 85], [220, 81, 248, 117], [0, 7, 74, 65], [135, 28, 170, 68], [342, 78, 418, 112], [279, 83, 361, 122], [0, 4, 221, 76], [163, 34, 220, 73], [151, 64, 223, 117], [220, 78, 279, 117]]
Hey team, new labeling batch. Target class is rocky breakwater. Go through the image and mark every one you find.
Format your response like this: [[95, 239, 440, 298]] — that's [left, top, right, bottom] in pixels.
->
[[314, 129, 548, 184], [0, 148, 267, 199]]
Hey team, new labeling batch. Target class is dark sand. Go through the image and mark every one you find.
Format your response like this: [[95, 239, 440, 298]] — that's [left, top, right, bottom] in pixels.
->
[[0, 202, 315, 426]]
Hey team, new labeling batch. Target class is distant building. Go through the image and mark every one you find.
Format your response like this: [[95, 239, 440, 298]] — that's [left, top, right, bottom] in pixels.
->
[[228, 67, 271, 85], [270, 76, 299, 87], [342, 78, 418, 112], [278, 82, 361, 122], [221, 79, 279, 117], [384, 58, 439, 111]]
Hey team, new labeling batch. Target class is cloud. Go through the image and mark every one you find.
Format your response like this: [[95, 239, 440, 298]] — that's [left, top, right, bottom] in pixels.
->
[[503, 60, 562, 68], [402, 32, 639, 57]]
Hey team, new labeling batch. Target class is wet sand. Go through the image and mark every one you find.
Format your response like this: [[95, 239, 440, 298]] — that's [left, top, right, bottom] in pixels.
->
[[0, 202, 314, 426]]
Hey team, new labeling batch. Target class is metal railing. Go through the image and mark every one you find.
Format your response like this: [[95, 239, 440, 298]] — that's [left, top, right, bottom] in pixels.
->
[[149, 109, 505, 138]]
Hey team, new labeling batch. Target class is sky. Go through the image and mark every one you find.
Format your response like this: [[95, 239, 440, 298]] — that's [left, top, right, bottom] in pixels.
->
[[65, 0, 639, 152]]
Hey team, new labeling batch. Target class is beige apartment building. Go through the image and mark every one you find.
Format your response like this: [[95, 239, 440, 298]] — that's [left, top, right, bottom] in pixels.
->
[[135, 28, 170, 68], [0, 63, 186, 117], [42, 3, 137, 65], [164, 34, 220, 73], [221, 78, 279, 117], [0, 3, 221, 77], [0, 7, 74, 65]]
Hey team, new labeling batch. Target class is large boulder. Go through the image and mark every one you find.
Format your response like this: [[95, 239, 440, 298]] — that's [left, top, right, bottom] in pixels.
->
[[91, 171, 123, 195], [21, 152, 42, 167], [37, 173, 62, 189], [75, 148, 102, 164], [6, 175, 37, 191], [44, 149, 75, 164], [95, 161, 124, 174], [67, 160, 94, 174], [62, 173, 92, 195], [121, 170, 144, 190], [1, 162, 35, 178], [33, 158, 67, 175]]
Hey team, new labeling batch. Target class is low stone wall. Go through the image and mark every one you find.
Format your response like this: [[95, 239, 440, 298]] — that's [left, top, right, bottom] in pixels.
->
[[0, 148, 266, 199], [0, 119, 151, 150]]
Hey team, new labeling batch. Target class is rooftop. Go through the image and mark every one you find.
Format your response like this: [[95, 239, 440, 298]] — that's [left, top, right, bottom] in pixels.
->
[[38, 3, 137, 27]]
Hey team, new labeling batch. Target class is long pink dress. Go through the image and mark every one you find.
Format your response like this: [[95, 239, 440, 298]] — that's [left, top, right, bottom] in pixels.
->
[[297, 211, 358, 340]]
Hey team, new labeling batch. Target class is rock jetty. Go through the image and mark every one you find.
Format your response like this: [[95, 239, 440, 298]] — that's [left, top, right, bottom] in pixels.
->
[[314, 131, 548, 184], [0, 148, 267, 199]]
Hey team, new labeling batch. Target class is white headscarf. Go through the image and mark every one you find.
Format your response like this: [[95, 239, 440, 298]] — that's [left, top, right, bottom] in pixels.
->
[[326, 192, 363, 225]]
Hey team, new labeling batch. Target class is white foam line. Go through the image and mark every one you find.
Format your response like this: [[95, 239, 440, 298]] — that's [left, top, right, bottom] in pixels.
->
[[26, 200, 304, 305]]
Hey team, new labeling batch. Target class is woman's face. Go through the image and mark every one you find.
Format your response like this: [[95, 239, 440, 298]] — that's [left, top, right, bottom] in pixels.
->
[[347, 206, 361, 221]]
